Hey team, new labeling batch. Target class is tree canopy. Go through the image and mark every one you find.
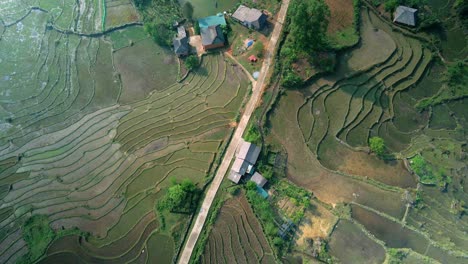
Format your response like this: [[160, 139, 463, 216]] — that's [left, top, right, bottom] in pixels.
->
[[369, 136, 385, 156], [288, 0, 330, 52], [158, 179, 198, 213], [182, 2, 194, 21], [185, 55, 199, 71]]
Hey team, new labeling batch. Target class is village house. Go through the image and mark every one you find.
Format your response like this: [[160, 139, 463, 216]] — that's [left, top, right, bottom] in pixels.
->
[[173, 26, 189, 57], [232, 5, 267, 30], [228, 139, 261, 184], [198, 14, 227, 50], [393, 6, 418, 27], [250, 172, 267, 188]]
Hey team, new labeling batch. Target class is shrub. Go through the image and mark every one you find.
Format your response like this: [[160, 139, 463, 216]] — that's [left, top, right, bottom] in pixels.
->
[[144, 22, 173, 47], [185, 55, 199, 71], [244, 124, 261, 143], [18, 215, 55, 264], [369, 136, 385, 156], [282, 71, 303, 88], [194, 22, 200, 35]]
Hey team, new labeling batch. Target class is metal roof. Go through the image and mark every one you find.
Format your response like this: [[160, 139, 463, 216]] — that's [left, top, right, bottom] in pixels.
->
[[232, 5, 264, 23], [250, 172, 267, 187], [200, 25, 225, 46], [237, 140, 261, 165], [198, 14, 226, 29], [228, 171, 242, 184], [393, 6, 417, 26], [173, 36, 189, 54]]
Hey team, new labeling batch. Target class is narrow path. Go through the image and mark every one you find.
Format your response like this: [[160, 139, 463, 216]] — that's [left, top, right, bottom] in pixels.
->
[[224, 52, 257, 85], [177, 0, 290, 263]]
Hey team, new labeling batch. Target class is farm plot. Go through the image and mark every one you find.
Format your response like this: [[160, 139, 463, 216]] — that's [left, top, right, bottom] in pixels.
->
[[0, 0, 250, 262], [200, 192, 276, 264], [104, 0, 139, 30]]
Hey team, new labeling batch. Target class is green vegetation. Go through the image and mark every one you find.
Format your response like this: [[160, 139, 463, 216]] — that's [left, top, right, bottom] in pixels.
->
[[410, 155, 451, 187], [387, 248, 409, 263], [369, 137, 385, 156], [245, 182, 286, 255], [158, 179, 200, 213], [136, 0, 182, 46], [244, 124, 261, 143], [184, 55, 200, 71], [252, 41, 265, 58], [289, 0, 330, 52], [383, 0, 426, 12], [416, 60, 468, 110], [18, 215, 55, 263]]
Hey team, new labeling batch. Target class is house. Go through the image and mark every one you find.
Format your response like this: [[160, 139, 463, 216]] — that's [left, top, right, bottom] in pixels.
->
[[173, 26, 189, 57], [393, 6, 418, 27], [200, 25, 225, 50], [250, 172, 267, 187], [232, 5, 267, 30], [228, 139, 261, 184]]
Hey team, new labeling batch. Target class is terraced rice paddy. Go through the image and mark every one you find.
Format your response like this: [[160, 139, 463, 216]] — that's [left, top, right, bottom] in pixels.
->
[[267, 5, 467, 263], [0, 0, 250, 262], [200, 193, 276, 264]]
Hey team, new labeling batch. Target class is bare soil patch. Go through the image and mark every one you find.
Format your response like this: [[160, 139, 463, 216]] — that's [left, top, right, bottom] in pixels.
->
[[325, 0, 354, 33]]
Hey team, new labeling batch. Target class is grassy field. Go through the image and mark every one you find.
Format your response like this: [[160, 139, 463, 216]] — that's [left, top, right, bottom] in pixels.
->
[[0, 0, 251, 262]]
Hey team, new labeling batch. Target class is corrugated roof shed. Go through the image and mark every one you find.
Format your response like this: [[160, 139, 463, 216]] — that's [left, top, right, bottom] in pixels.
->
[[198, 14, 226, 29], [231, 157, 249, 175], [233, 5, 263, 23], [393, 6, 418, 26], [250, 172, 267, 187], [228, 171, 242, 184]]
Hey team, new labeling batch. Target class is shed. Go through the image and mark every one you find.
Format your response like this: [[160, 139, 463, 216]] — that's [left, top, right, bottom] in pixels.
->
[[231, 157, 249, 175], [232, 5, 267, 30], [393, 6, 418, 26], [200, 25, 225, 50], [250, 172, 267, 187], [228, 171, 242, 184], [198, 14, 227, 29]]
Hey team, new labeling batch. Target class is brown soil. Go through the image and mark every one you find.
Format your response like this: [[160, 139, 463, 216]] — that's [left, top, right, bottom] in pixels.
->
[[296, 201, 337, 247], [325, 0, 355, 33]]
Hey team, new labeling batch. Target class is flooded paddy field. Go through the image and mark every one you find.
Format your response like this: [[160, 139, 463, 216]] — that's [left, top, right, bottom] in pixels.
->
[[0, 0, 250, 262]]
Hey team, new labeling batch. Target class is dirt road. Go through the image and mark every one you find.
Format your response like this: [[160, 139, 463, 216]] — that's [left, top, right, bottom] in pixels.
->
[[177, 1, 290, 263]]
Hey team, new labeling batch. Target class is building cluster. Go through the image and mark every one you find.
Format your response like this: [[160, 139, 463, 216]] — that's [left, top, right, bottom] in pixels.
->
[[228, 139, 268, 193], [172, 5, 267, 56]]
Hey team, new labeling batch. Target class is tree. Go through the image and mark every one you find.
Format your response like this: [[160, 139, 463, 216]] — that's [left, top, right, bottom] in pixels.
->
[[289, 0, 330, 52], [184, 55, 199, 71], [369, 136, 385, 156], [282, 71, 303, 88], [158, 179, 198, 212], [145, 22, 173, 47], [182, 2, 194, 21]]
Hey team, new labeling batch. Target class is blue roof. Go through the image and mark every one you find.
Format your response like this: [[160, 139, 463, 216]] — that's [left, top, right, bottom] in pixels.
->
[[198, 14, 226, 29], [256, 186, 269, 199]]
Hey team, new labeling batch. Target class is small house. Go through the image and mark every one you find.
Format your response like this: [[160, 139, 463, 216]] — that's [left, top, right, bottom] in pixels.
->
[[250, 172, 267, 187], [228, 139, 261, 184], [248, 55, 258, 62], [200, 25, 225, 50], [232, 5, 267, 30], [173, 26, 189, 57], [393, 6, 418, 27]]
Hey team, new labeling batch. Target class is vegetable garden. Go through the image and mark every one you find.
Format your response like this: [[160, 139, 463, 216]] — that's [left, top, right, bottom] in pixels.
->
[[0, 0, 250, 262]]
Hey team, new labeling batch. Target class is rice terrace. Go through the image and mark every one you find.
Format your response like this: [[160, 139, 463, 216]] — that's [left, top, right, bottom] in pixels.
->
[[0, 0, 467, 263]]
